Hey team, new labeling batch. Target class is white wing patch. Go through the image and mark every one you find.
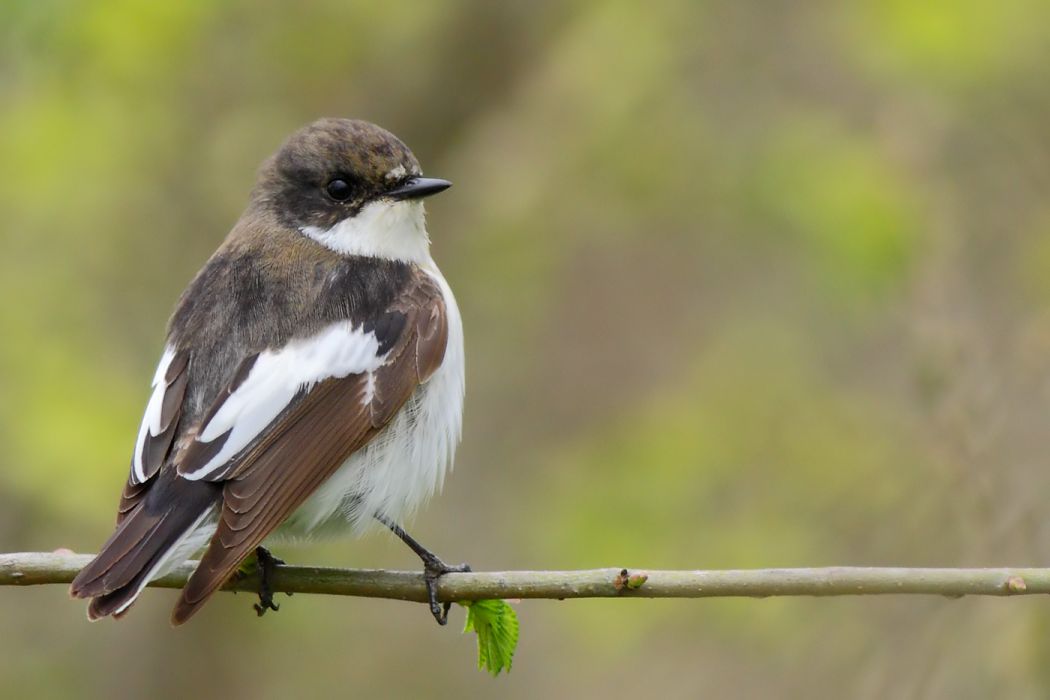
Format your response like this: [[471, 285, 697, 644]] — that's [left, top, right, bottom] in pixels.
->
[[130, 347, 177, 484], [180, 323, 386, 481]]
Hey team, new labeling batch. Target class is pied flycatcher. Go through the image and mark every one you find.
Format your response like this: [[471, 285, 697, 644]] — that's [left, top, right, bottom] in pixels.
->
[[70, 118, 467, 625]]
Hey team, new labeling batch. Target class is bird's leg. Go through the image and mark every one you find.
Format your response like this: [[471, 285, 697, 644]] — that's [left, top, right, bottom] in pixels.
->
[[375, 514, 471, 625], [250, 546, 285, 617]]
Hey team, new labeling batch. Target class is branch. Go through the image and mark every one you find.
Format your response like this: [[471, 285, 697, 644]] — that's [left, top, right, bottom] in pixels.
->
[[1, 551, 1046, 601]]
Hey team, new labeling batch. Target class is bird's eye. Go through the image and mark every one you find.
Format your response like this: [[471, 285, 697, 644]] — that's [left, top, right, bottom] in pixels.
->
[[325, 179, 353, 201]]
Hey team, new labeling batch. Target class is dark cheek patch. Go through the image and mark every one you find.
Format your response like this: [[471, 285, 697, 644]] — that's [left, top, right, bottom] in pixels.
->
[[274, 182, 361, 231]]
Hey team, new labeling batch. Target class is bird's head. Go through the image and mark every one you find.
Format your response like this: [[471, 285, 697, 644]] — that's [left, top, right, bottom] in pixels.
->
[[255, 118, 451, 262]]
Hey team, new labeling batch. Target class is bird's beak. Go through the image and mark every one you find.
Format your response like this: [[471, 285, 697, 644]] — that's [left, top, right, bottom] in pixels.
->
[[385, 177, 452, 201]]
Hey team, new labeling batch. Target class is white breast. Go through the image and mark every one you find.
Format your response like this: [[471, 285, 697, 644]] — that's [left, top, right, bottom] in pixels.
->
[[282, 266, 465, 537]]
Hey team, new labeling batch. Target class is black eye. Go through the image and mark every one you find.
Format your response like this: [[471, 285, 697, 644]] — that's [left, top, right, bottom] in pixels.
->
[[325, 179, 353, 201]]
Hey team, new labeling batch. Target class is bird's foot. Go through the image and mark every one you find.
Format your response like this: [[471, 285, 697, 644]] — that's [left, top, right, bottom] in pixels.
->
[[421, 554, 472, 626], [251, 546, 286, 617], [374, 514, 470, 626]]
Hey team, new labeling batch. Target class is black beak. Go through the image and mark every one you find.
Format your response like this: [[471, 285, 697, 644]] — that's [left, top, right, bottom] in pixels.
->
[[385, 177, 452, 201]]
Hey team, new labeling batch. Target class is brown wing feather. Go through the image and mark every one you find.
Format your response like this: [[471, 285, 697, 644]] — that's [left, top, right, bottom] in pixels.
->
[[117, 350, 190, 523], [170, 271, 447, 625]]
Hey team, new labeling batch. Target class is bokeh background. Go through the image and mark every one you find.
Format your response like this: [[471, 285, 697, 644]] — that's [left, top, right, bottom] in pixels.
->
[[3, 0, 1050, 697]]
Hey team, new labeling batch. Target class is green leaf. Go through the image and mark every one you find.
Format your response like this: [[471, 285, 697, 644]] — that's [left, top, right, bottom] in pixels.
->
[[460, 599, 519, 676]]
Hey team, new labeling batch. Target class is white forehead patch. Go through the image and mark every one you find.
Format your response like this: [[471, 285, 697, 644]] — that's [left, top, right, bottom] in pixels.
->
[[386, 165, 407, 181]]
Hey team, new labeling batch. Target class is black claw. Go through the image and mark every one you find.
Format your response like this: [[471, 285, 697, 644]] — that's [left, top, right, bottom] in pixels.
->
[[253, 598, 280, 616], [423, 558, 472, 626], [423, 571, 448, 625], [252, 546, 285, 618]]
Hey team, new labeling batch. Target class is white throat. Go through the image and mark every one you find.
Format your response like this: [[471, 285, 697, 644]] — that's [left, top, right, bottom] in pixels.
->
[[300, 199, 431, 264]]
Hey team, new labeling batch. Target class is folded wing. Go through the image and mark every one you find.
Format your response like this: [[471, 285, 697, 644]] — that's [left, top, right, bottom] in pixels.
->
[[170, 270, 448, 625]]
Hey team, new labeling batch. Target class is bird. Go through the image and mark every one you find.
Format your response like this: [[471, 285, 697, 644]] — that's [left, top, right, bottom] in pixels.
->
[[70, 118, 468, 626]]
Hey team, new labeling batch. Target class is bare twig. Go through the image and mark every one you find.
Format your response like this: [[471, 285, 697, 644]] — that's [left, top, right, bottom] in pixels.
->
[[3, 552, 1050, 604]]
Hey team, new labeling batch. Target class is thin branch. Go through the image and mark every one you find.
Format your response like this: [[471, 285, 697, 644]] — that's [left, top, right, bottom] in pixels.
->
[[1, 552, 1048, 603]]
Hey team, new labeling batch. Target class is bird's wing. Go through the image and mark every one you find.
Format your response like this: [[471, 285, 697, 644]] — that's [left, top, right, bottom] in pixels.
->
[[117, 348, 191, 523], [169, 269, 448, 624]]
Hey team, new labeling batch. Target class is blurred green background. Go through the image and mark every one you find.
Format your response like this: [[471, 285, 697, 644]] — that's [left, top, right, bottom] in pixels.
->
[[3, 0, 1050, 697]]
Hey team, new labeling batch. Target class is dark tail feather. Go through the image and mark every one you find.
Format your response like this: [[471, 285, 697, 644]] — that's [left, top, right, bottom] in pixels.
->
[[84, 543, 172, 620], [71, 472, 220, 620]]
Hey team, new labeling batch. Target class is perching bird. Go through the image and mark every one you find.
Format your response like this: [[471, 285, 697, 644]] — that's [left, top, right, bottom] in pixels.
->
[[70, 118, 467, 625]]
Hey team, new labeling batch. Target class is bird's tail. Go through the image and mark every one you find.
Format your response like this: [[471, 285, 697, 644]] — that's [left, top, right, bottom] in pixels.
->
[[70, 473, 219, 620]]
